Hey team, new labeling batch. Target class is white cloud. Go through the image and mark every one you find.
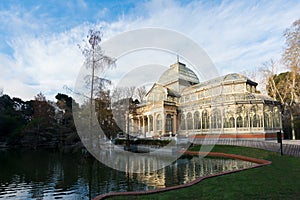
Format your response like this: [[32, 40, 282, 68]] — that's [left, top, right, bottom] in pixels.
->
[[98, 0, 300, 74], [1, 0, 300, 100], [0, 26, 88, 100]]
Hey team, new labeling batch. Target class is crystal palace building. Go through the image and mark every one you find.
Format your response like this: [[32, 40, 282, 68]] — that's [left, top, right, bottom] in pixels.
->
[[128, 61, 282, 140]]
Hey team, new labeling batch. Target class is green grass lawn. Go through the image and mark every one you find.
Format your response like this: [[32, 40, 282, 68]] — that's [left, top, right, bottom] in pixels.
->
[[109, 145, 300, 200]]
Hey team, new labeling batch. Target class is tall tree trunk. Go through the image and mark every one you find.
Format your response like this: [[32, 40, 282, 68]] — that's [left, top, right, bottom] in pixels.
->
[[290, 68, 297, 140], [89, 49, 95, 150], [290, 109, 296, 140], [90, 51, 95, 129]]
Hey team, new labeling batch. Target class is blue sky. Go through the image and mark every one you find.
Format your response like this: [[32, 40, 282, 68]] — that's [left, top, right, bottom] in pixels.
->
[[0, 0, 300, 100]]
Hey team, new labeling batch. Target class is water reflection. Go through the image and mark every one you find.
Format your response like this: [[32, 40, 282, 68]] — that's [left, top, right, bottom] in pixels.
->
[[0, 150, 256, 199], [132, 156, 255, 189]]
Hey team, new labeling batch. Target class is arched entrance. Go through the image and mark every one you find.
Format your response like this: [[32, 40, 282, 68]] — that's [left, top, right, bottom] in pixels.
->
[[166, 114, 173, 134]]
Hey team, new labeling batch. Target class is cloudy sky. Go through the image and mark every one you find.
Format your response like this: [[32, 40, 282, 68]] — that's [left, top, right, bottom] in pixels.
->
[[0, 0, 299, 100]]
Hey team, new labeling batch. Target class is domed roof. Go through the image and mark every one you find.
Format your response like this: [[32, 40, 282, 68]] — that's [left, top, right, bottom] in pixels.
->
[[158, 61, 199, 86], [195, 73, 258, 88], [224, 73, 247, 81]]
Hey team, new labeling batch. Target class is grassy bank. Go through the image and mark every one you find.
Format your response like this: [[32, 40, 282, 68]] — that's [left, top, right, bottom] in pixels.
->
[[109, 145, 300, 200]]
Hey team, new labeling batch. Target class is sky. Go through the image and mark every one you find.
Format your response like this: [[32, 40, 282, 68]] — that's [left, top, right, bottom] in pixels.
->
[[0, 0, 300, 101]]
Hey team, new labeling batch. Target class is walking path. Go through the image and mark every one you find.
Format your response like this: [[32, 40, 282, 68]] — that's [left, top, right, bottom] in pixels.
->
[[194, 139, 300, 157]]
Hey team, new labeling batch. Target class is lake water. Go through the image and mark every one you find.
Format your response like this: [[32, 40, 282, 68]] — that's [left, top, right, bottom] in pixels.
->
[[0, 149, 256, 199]]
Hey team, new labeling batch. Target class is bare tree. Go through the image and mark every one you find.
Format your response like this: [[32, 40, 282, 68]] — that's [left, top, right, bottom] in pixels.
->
[[79, 29, 116, 128], [261, 60, 286, 101], [240, 67, 264, 94], [263, 59, 297, 139], [135, 86, 147, 103], [0, 87, 3, 96], [111, 87, 124, 104], [111, 86, 136, 103], [125, 86, 136, 99], [282, 19, 300, 140], [240, 68, 258, 81]]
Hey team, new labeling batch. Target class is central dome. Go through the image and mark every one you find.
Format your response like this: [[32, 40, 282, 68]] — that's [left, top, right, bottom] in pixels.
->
[[158, 61, 199, 93]]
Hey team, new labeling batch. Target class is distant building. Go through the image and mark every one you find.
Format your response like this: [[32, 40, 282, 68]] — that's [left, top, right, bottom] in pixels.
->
[[129, 61, 282, 140]]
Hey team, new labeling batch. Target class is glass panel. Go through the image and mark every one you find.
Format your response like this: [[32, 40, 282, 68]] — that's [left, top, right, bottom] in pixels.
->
[[187, 112, 193, 130], [194, 111, 200, 129], [202, 110, 209, 129], [237, 116, 243, 128], [166, 114, 173, 132], [180, 114, 186, 130], [156, 114, 162, 131], [211, 109, 222, 129]]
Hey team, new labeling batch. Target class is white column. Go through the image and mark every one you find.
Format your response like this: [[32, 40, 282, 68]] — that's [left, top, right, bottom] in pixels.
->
[[131, 118, 134, 133], [200, 110, 203, 134], [147, 115, 150, 134], [235, 115, 237, 133], [142, 116, 145, 136], [192, 112, 195, 130], [173, 114, 177, 134], [153, 114, 157, 136], [162, 113, 166, 136], [125, 111, 129, 134], [271, 107, 274, 130], [138, 117, 141, 134]]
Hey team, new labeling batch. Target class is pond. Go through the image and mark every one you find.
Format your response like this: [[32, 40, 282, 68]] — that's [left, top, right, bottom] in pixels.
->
[[0, 149, 256, 199]]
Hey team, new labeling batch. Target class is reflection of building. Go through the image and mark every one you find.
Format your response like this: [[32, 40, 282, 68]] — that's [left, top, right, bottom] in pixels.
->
[[129, 61, 282, 140], [128, 156, 255, 189]]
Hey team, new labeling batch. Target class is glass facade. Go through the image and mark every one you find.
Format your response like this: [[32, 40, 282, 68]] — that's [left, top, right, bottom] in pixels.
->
[[129, 61, 282, 139]]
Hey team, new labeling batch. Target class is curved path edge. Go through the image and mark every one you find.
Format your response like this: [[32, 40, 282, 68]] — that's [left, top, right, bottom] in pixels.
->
[[93, 151, 271, 200]]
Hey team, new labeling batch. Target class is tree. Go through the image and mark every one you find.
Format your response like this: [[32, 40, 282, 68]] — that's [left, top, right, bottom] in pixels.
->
[[262, 60, 283, 100], [32, 92, 55, 131], [111, 86, 136, 103], [55, 93, 78, 127], [126, 86, 136, 99], [111, 86, 139, 137], [79, 29, 115, 129], [94, 81, 120, 139], [0, 95, 22, 139], [0, 94, 33, 143], [12, 97, 33, 123], [136, 86, 147, 103], [266, 71, 300, 139], [281, 19, 300, 140], [263, 19, 300, 140]]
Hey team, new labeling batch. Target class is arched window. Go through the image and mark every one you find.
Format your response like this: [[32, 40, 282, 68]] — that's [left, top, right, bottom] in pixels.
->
[[253, 114, 261, 127], [237, 116, 243, 128], [244, 115, 249, 127], [166, 114, 173, 132], [180, 114, 186, 130], [187, 112, 193, 130], [236, 106, 248, 128], [229, 117, 235, 128], [264, 113, 271, 128], [156, 114, 162, 131], [224, 109, 234, 128], [236, 106, 243, 128], [202, 110, 209, 129], [149, 115, 153, 131], [211, 109, 221, 129], [194, 111, 200, 129], [250, 105, 262, 128], [264, 106, 272, 128]]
